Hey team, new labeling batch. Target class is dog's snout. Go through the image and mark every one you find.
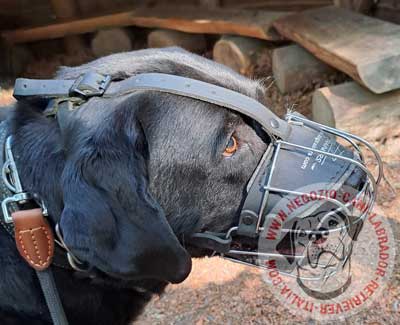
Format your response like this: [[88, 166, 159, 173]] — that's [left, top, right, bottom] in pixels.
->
[[310, 227, 329, 245]]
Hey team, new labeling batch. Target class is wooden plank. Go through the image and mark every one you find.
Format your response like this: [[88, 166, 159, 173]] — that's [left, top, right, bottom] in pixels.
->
[[273, 6, 400, 94], [1, 6, 288, 44], [312, 81, 400, 157]]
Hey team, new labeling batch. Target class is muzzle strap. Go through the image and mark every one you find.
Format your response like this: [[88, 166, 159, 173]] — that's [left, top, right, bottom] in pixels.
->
[[13, 72, 292, 140]]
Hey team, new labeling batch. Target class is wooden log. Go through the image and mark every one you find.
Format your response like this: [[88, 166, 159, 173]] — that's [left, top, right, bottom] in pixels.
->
[[49, 0, 86, 54], [213, 35, 266, 75], [272, 44, 335, 94], [148, 29, 206, 53], [199, 0, 220, 8], [1, 6, 288, 44], [333, 0, 375, 13], [312, 81, 400, 156], [224, 0, 332, 11], [91, 28, 133, 57], [312, 81, 400, 129], [273, 6, 400, 94], [373, 0, 400, 25]]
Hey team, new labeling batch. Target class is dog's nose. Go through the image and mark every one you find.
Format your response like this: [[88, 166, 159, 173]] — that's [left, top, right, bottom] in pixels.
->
[[310, 227, 329, 245], [167, 255, 192, 284]]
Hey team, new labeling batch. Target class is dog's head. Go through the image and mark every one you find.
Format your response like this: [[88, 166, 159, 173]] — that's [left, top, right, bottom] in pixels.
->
[[21, 48, 269, 285]]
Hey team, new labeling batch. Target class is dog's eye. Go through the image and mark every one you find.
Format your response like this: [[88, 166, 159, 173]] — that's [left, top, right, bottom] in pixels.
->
[[328, 219, 339, 228], [223, 135, 238, 157]]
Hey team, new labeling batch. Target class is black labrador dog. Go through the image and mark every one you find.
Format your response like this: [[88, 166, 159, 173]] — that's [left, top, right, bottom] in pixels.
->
[[0, 48, 268, 324]]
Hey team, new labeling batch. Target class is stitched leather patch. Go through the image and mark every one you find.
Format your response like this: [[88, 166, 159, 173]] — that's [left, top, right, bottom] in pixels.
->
[[12, 208, 54, 270]]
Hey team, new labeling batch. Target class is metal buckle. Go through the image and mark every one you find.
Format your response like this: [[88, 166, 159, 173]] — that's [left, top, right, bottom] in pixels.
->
[[1, 136, 34, 223], [1, 192, 32, 223], [70, 72, 111, 98]]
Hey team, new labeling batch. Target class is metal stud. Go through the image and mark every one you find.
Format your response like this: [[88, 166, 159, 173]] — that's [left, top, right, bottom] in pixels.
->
[[270, 118, 279, 129], [242, 215, 254, 225]]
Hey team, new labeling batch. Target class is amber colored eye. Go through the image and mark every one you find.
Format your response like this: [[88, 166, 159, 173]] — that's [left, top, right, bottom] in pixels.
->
[[223, 135, 238, 157]]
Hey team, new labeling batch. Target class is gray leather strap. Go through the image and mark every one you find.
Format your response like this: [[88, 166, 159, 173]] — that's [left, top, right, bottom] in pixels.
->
[[14, 72, 111, 99], [36, 270, 69, 325], [14, 79, 75, 98], [14, 72, 292, 140], [106, 73, 291, 140]]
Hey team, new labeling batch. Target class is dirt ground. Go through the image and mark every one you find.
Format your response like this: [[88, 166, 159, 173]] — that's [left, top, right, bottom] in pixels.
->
[[0, 46, 399, 325]]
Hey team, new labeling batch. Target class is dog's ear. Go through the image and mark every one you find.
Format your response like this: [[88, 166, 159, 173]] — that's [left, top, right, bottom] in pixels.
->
[[59, 103, 191, 283]]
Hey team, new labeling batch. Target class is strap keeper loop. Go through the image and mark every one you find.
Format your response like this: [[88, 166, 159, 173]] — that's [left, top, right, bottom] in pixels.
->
[[70, 72, 111, 98]]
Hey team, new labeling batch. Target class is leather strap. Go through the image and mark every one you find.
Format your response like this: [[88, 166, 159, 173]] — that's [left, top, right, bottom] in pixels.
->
[[14, 79, 75, 99], [13, 72, 111, 99], [105, 73, 291, 140], [36, 270, 69, 325], [13, 72, 292, 140], [12, 208, 55, 271]]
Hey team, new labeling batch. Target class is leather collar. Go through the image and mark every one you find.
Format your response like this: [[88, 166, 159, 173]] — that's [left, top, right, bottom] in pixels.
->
[[0, 120, 73, 271]]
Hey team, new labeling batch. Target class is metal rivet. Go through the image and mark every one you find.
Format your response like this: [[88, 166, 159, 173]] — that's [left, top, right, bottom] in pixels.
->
[[242, 215, 254, 225], [270, 118, 279, 128]]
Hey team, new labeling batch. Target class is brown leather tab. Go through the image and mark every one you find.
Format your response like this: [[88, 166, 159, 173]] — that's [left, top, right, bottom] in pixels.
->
[[12, 208, 54, 271]]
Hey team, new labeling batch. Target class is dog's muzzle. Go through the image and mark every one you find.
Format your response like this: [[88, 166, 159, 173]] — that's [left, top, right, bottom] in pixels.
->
[[190, 111, 381, 281]]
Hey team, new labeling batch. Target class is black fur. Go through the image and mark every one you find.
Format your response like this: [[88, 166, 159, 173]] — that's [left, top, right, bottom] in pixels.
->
[[0, 48, 268, 324]]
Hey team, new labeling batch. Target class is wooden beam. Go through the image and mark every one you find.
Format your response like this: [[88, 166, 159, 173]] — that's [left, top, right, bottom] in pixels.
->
[[1, 6, 288, 44], [273, 6, 400, 94]]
